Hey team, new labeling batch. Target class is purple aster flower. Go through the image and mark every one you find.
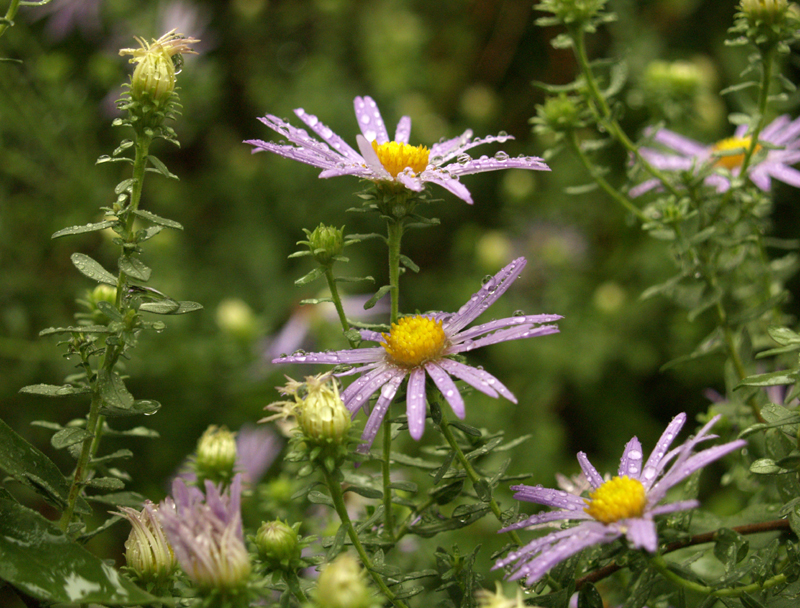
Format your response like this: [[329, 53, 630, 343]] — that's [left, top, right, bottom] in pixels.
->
[[159, 474, 251, 592], [244, 96, 550, 204], [631, 115, 800, 196], [235, 424, 281, 485], [493, 413, 746, 586], [273, 257, 561, 451]]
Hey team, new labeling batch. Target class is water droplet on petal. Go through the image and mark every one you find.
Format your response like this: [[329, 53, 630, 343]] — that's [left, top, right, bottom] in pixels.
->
[[494, 151, 509, 161], [457, 153, 471, 165]]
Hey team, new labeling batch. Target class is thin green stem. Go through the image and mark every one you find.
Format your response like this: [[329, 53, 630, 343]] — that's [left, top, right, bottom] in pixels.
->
[[567, 130, 648, 222], [569, 25, 684, 201], [386, 221, 403, 325], [650, 553, 787, 598], [436, 407, 522, 546], [381, 419, 396, 540], [740, 45, 776, 175], [324, 267, 358, 347], [0, 0, 20, 40], [395, 495, 436, 541], [322, 467, 409, 608]]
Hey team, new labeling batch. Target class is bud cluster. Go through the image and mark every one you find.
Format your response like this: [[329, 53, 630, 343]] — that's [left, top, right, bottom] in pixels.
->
[[731, 0, 800, 49]]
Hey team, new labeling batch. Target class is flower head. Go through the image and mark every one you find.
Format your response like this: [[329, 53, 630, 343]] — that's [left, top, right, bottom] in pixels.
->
[[115, 501, 176, 585], [245, 96, 549, 204], [631, 115, 800, 196], [273, 257, 561, 451], [159, 475, 251, 592], [492, 413, 746, 586], [313, 554, 378, 608]]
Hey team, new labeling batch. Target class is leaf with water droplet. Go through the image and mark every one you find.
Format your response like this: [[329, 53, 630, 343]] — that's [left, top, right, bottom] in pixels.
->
[[52, 221, 116, 240], [71, 253, 117, 286]]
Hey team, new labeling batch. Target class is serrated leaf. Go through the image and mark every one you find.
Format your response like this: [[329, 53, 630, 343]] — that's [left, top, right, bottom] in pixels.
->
[[132, 208, 183, 229], [147, 154, 178, 179], [52, 221, 116, 239], [0, 418, 89, 513], [71, 253, 117, 285], [98, 369, 133, 410], [0, 499, 153, 605], [51, 427, 93, 450], [364, 285, 391, 310], [19, 384, 90, 397], [294, 266, 326, 286], [118, 255, 151, 281]]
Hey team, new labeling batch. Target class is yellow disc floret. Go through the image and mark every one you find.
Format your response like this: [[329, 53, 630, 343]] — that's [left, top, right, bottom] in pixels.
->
[[584, 476, 647, 524], [381, 316, 448, 368], [711, 136, 760, 171], [372, 140, 430, 177]]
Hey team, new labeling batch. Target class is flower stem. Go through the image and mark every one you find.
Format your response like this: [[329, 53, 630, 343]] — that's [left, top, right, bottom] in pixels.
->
[[386, 220, 403, 325], [321, 467, 409, 608], [324, 267, 358, 347], [0, 0, 20, 41], [436, 405, 522, 546], [740, 44, 776, 175], [382, 419, 396, 540]]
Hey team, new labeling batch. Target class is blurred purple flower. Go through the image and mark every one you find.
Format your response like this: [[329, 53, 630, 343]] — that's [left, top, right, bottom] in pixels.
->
[[235, 424, 281, 485], [245, 96, 550, 204], [28, 0, 102, 41], [632, 115, 800, 196], [273, 257, 561, 451], [493, 413, 745, 586], [159, 474, 251, 591]]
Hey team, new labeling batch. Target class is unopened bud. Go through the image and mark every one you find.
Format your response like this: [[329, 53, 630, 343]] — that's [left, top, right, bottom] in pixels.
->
[[297, 375, 351, 445], [195, 425, 238, 485], [532, 94, 583, 135], [314, 554, 377, 608], [255, 520, 302, 570], [740, 0, 790, 24], [115, 501, 176, 585], [304, 224, 345, 266]]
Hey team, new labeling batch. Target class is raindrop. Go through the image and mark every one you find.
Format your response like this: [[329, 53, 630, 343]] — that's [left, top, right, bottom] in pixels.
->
[[321, 127, 332, 138], [481, 275, 494, 285], [498, 130, 508, 138], [643, 467, 656, 480], [360, 115, 370, 124], [457, 153, 471, 165], [513, 310, 525, 317], [494, 151, 509, 162], [628, 450, 642, 460], [308, 115, 319, 127], [431, 155, 444, 164]]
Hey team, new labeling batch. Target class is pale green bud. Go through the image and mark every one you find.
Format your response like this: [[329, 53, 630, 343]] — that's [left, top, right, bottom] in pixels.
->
[[304, 224, 345, 266], [313, 554, 378, 608], [741, 0, 790, 24], [255, 520, 302, 570], [195, 425, 238, 485], [532, 94, 584, 135], [475, 582, 526, 608], [297, 375, 351, 445], [116, 502, 176, 585], [215, 298, 257, 340], [535, 0, 609, 26]]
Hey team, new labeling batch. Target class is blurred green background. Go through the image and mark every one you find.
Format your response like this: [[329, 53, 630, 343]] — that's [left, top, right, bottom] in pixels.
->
[[1, 0, 796, 602]]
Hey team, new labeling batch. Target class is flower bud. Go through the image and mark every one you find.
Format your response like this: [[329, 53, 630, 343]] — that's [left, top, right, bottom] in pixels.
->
[[313, 554, 377, 608], [532, 94, 584, 136], [195, 425, 238, 485], [475, 582, 525, 608], [115, 501, 176, 585], [535, 0, 610, 27], [119, 30, 198, 107], [304, 224, 345, 266], [255, 520, 302, 570], [215, 298, 257, 340], [740, 0, 790, 25], [297, 375, 351, 445]]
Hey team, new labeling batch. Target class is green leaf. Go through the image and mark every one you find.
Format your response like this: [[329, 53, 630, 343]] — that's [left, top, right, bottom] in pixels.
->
[[399, 254, 419, 273], [736, 369, 796, 389], [39, 325, 111, 336], [98, 369, 133, 410], [768, 326, 800, 346], [96, 300, 124, 321], [0, 418, 88, 513], [578, 583, 604, 608], [713, 528, 748, 572], [294, 266, 326, 286], [115, 177, 137, 194], [750, 458, 791, 475], [84, 491, 144, 508], [100, 399, 161, 418], [146, 154, 178, 179], [52, 221, 116, 239], [118, 255, 151, 281], [300, 297, 334, 305], [343, 485, 383, 499], [132, 208, 183, 230], [86, 477, 126, 490], [450, 421, 482, 437], [19, 383, 90, 397], [473, 478, 492, 502], [333, 275, 375, 283], [0, 498, 154, 605], [91, 449, 134, 464], [364, 285, 391, 310], [140, 300, 202, 315], [71, 253, 117, 285], [307, 490, 333, 506], [51, 427, 93, 450]]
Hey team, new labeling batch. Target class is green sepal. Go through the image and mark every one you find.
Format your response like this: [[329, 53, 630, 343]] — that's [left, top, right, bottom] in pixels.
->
[[364, 285, 391, 310], [71, 253, 117, 285], [19, 383, 91, 397], [0, 498, 154, 605], [132, 208, 183, 230], [0, 418, 89, 513], [146, 154, 178, 179], [118, 254, 152, 281], [52, 221, 117, 239]]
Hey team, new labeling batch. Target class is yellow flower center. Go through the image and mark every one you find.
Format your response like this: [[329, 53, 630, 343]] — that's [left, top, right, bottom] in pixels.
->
[[711, 136, 761, 171], [381, 316, 447, 368], [583, 476, 647, 524], [371, 140, 430, 177]]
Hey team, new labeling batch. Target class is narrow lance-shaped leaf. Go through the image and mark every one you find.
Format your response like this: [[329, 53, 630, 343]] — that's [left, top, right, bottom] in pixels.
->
[[71, 253, 117, 286]]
